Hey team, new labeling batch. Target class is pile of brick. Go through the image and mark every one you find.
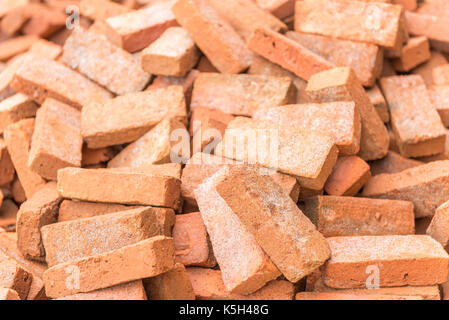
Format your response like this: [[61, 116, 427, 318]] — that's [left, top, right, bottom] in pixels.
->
[[0, 0, 449, 301]]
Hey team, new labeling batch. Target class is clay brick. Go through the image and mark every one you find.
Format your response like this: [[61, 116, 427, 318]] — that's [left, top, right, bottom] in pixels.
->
[[28, 39, 62, 60], [253, 102, 361, 156], [191, 73, 295, 117], [28, 99, 82, 181], [255, 0, 295, 20], [296, 292, 422, 300], [380, 75, 446, 157], [215, 166, 331, 283], [428, 84, 449, 127], [0, 250, 32, 300], [194, 168, 280, 294], [0, 93, 38, 134], [393, 37, 431, 72], [366, 85, 389, 123], [370, 151, 423, 176], [143, 263, 195, 300], [173, 212, 216, 267], [413, 51, 447, 87], [0, 288, 20, 300], [363, 160, 449, 218], [63, 28, 150, 95], [443, 280, 449, 300], [4, 119, 46, 199], [0, 54, 26, 102], [0, 200, 18, 231], [79, 0, 131, 21], [304, 196, 414, 237], [323, 235, 449, 288], [406, 11, 449, 46], [43, 236, 175, 298], [104, 0, 178, 52], [216, 117, 338, 190], [172, 0, 252, 74], [296, 0, 404, 54], [108, 163, 182, 179], [433, 64, 449, 85], [286, 31, 383, 87], [82, 146, 115, 166], [147, 69, 199, 101], [57, 281, 146, 300], [247, 28, 334, 81], [0, 138, 14, 187], [107, 118, 187, 168], [82, 86, 186, 148], [0, 35, 38, 61], [57, 167, 182, 210], [11, 179, 25, 204], [187, 268, 295, 300], [141, 27, 199, 77], [42, 207, 162, 267], [427, 200, 449, 251], [19, 4, 66, 38], [11, 54, 112, 110]]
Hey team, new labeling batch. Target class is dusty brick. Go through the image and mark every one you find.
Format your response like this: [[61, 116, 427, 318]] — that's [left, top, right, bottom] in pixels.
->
[[0, 200, 18, 231], [28, 99, 82, 181], [216, 117, 338, 190], [413, 51, 448, 87], [191, 73, 295, 117], [11, 53, 112, 110], [427, 200, 449, 251], [253, 102, 361, 156], [43, 236, 175, 298], [0, 94, 38, 134], [187, 268, 295, 300], [215, 166, 330, 283], [0, 35, 38, 61], [428, 84, 449, 127], [0, 138, 14, 187], [63, 28, 150, 95], [194, 168, 280, 294], [433, 64, 449, 85], [28, 39, 62, 60], [4, 119, 46, 199], [366, 85, 389, 123], [82, 86, 186, 148], [255, 0, 295, 20], [57, 167, 182, 210], [57, 281, 146, 300], [370, 151, 423, 176], [304, 196, 414, 237], [0, 288, 20, 300], [323, 235, 449, 288], [141, 27, 199, 77], [0, 250, 32, 300], [393, 37, 431, 72], [306, 67, 389, 161], [0, 54, 25, 102], [79, 0, 131, 21], [247, 28, 334, 81]]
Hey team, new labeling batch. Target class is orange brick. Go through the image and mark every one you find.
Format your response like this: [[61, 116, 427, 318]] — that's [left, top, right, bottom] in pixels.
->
[[253, 102, 361, 156], [173, 212, 216, 267], [63, 28, 150, 95], [255, 0, 295, 20], [4, 119, 46, 199], [433, 64, 449, 85], [296, 0, 404, 54], [82, 86, 186, 148], [247, 28, 334, 81], [0, 200, 18, 231], [296, 291, 422, 300], [393, 0, 416, 10], [413, 51, 447, 87], [57, 281, 146, 300], [0, 288, 20, 300], [194, 168, 280, 294], [172, 0, 252, 74], [11, 179, 25, 204], [0, 54, 25, 102], [79, 0, 131, 21], [141, 27, 199, 77], [0, 93, 38, 134], [28, 39, 62, 60], [20, 4, 66, 38], [323, 235, 449, 288], [43, 236, 175, 298], [306, 67, 389, 161], [428, 85, 449, 127], [304, 196, 414, 237], [0, 251, 32, 300], [11, 54, 112, 110], [0, 138, 15, 187], [196, 56, 218, 73], [370, 151, 423, 176], [286, 31, 383, 87], [427, 200, 449, 251], [108, 163, 182, 179], [393, 36, 431, 72], [104, 0, 178, 52], [187, 268, 294, 300], [0, 0, 28, 18], [366, 85, 389, 123], [81, 146, 115, 166], [406, 11, 449, 46], [0, 35, 38, 61]]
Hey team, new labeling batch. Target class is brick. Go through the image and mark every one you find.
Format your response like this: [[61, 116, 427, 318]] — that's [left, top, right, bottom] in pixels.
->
[[57, 167, 182, 211], [0, 35, 38, 61], [0, 200, 18, 231], [433, 64, 449, 85], [19, 4, 66, 38], [247, 28, 334, 81], [11, 54, 112, 110], [105, 0, 178, 53], [108, 163, 182, 179], [107, 118, 187, 168], [413, 51, 447, 87], [370, 151, 423, 176], [141, 27, 199, 77], [380, 75, 446, 157], [306, 67, 389, 161], [428, 84, 449, 127], [216, 117, 338, 190], [393, 37, 431, 72], [0, 251, 32, 300], [0, 0, 28, 18], [28, 99, 82, 181], [57, 281, 146, 300], [79, 0, 131, 21], [63, 28, 150, 95], [0, 288, 20, 300], [194, 168, 280, 294], [323, 235, 449, 288], [255, 0, 295, 20], [394, 0, 416, 10], [366, 85, 389, 123], [196, 56, 218, 73], [215, 166, 330, 283], [42, 207, 162, 267], [363, 160, 449, 218], [82, 146, 115, 166], [406, 11, 449, 46], [4, 119, 46, 199], [0, 54, 26, 102], [187, 268, 295, 300], [144, 263, 195, 300], [172, 0, 252, 74], [173, 212, 216, 267], [286, 31, 383, 87], [304, 196, 415, 237], [253, 102, 361, 156], [82, 86, 186, 148], [43, 236, 175, 298], [0, 138, 14, 187], [427, 200, 449, 251], [296, 292, 422, 300], [28, 39, 62, 60], [0, 93, 38, 134], [296, 0, 404, 54], [11, 179, 25, 204]]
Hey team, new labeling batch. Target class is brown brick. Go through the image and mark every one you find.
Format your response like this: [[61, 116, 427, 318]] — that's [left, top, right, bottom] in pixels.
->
[[393, 37, 431, 72], [0, 288, 20, 300], [0, 93, 38, 134], [0, 138, 14, 187], [370, 151, 423, 176], [427, 200, 449, 251], [57, 281, 146, 300], [0, 250, 32, 300], [366, 85, 389, 123], [0, 200, 18, 231], [79, 0, 131, 21], [0, 54, 25, 102]]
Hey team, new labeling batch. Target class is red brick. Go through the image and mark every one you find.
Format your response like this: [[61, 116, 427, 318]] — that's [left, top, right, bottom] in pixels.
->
[[428, 84, 449, 127], [28, 39, 62, 60], [0, 35, 38, 61], [0, 250, 32, 300], [427, 200, 449, 251], [370, 151, 423, 176], [57, 281, 146, 300], [413, 51, 447, 87], [0, 93, 38, 134], [255, 0, 295, 20], [393, 36, 431, 72], [366, 85, 389, 123]]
